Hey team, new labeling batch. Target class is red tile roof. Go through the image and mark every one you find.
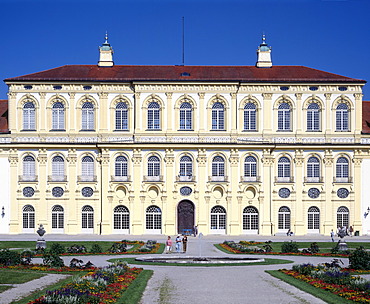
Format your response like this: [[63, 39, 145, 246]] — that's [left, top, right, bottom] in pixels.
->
[[4, 65, 366, 83], [0, 100, 8, 133]]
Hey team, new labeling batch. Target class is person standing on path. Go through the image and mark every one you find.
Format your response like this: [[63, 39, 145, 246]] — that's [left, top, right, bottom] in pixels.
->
[[165, 236, 173, 253], [175, 235, 182, 253], [182, 235, 188, 253], [330, 229, 335, 242], [349, 225, 354, 236]]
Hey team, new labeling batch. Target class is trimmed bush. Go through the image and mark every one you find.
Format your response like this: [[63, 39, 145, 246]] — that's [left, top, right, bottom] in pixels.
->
[[349, 247, 370, 270], [42, 252, 65, 268], [0, 249, 21, 266], [281, 241, 299, 253], [90, 243, 103, 254], [49, 243, 65, 255]]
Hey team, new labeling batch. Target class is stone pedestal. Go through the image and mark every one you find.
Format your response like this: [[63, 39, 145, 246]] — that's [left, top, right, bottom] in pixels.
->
[[338, 239, 348, 251]]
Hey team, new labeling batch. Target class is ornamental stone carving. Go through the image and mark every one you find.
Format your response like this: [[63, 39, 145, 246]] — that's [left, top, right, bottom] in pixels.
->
[[8, 155, 18, 165], [262, 93, 272, 99]]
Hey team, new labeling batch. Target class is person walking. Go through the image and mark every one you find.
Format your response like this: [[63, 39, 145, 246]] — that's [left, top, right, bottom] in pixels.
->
[[349, 225, 354, 237], [165, 236, 173, 253], [330, 229, 335, 242], [175, 235, 182, 253], [182, 235, 188, 253]]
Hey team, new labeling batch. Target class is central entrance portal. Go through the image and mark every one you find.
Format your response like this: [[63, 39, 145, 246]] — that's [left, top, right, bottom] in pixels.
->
[[177, 200, 195, 235]]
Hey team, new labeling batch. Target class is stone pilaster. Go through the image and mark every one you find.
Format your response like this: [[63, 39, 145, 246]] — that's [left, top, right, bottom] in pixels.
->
[[132, 149, 143, 234], [69, 93, 76, 132], [261, 148, 274, 235], [166, 93, 173, 132], [39, 92, 46, 132], [228, 149, 240, 234], [98, 92, 108, 132], [353, 150, 363, 233], [262, 93, 273, 137], [66, 149, 78, 232], [198, 93, 205, 132], [323, 149, 334, 235], [8, 149, 19, 233], [164, 148, 175, 234], [325, 93, 332, 135], [196, 148, 207, 232], [37, 149, 48, 229]]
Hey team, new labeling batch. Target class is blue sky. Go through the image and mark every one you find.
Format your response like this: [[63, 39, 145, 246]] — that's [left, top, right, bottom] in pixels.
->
[[1, 0, 369, 99]]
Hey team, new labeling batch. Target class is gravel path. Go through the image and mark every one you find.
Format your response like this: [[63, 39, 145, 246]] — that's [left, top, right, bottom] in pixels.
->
[[0, 273, 70, 304]]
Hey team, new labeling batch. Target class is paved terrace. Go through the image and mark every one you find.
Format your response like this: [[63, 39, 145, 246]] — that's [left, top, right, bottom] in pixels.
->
[[0, 234, 369, 304]]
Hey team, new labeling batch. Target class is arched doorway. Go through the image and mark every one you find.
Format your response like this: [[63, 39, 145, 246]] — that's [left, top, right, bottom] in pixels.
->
[[177, 200, 195, 235]]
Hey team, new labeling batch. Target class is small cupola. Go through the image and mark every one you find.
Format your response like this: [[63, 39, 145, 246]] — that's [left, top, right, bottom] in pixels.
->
[[256, 34, 272, 68], [98, 33, 114, 67]]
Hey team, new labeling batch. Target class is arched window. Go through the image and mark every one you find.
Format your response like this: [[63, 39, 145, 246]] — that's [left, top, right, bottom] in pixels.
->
[[277, 157, 291, 182], [179, 102, 192, 130], [147, 102, 160, 130], [52, 102, 65, 130], [146, 205, 162, 232], [212, 156, 225, 181], [337, 206, 349, 229], [210, 206, 226, 233], [115, 102, 128, 130], [336, 157, 349, 182], [308, 206, 320, 232], [244, 156, 257, 181], [336, 103, 349, 131], [23, 155, 36, 181], [244, 103, 257, 131], [52, 156, 65, 181], [307, 156, 320, 182], [81, 156, 94, 181], [23, 205, 35, 231], [23, 102, 36, 130], [278, 206, 291, 230], [243, 206, 258, 232], [81, 102, 94, 130], [115, 156, 128, 179], [307, 103, 320, 131], [52, 205, 64, 231], [148, 156, 160, 177], [277, 102, 291, 131], [211, 102, 225, 130], [81, 205, 94, 231], [113, 205, 130, 231], [179, 156, 193, 179]]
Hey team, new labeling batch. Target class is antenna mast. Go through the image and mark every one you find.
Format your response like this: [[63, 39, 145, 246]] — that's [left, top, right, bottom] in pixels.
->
[[182, 16, 185, 65]]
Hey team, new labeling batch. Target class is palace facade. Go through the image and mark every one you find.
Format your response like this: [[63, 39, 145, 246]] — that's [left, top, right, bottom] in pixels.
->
[[1, 36, 369, 236]]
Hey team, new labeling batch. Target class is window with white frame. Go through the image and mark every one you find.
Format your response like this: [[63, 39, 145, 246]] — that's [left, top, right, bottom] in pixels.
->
[[308, 206, 320, 231], [278, 157, 291, 179], [23, 102, 36, 130], [115, 102, 128, 130], [82, 205, 94, 229], [81, 102, 94, 130], [51, 205, 64, 229], [336, 103, 349, 131], [113, 205, 130, 230], [278, 206, 291, 230], [148, 156, 160, 177], [307, 102, 320, 131], [307, 156, 320, 181], [277, 102, 291, 131], [337, 206, 349, 228], [23, 205, 35, 230], [244, 156, 257, 178], [52, 102, 65, 130], [115, 156, 128, 177], [243, 206, 258, 230], [336, 157, 349, 181], [179, 155, 193, 177], [81, 156, 94, 178], [211, 102, 225, 130], [210, 206, 226, 230], [179, 102, 192, 130], [23, 155, 36, 179], [212, 156, 225, 177], [146, 205, 162, 230], [52, 156, 65, 178], [147, 102, 160, 130], [244, 103, 257, 131]]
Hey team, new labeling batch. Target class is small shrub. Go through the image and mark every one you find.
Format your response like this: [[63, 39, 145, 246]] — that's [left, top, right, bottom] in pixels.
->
[[281, 241, 299, 253], [49, 243, 65, 255], [292, 263, 315, 275], [309, 242, 320, 254], [0, 249, 21, 266], [139, 247, 151, 253], [263, 244, 273, 253], [349, 247, 370, 270], [109, 242, 127, 253], [42, 252, 65, 268], [20, 250, 34, 265], [67, 244, 86, 254], [90, 244, 103, 254]]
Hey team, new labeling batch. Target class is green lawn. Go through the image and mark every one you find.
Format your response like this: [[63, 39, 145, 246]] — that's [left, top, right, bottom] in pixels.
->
[[0, 269, 45, 284], [109, 257, 293, 267], [116, 270, 153, 304], [0, 285, 13, 293], [266, 270, 353, 304]]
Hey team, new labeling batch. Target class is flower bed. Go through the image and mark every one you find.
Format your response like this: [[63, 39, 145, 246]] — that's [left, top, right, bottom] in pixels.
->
[[280, 265, 370, 303], [0, 264, 96, 273], [219, 242, 350, 258], [28, 263, 142, 304]]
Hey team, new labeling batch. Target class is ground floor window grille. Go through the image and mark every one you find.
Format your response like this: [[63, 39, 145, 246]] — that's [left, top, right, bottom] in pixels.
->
[[52, 205, 64, 230], [308, 206, 320, 231], [337, 206, 349, 228], [82, 205, 94, 230], [278, 206, 291, 230], [146, 205, 162, 230], [114, 205, 130, 230], [23, 205, 35, 230], [243, 206, 258, 230]]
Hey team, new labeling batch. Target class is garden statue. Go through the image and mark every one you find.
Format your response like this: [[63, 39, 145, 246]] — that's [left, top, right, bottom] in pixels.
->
[[36, 224, 46, 250], [337, 226, 348, 251]]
